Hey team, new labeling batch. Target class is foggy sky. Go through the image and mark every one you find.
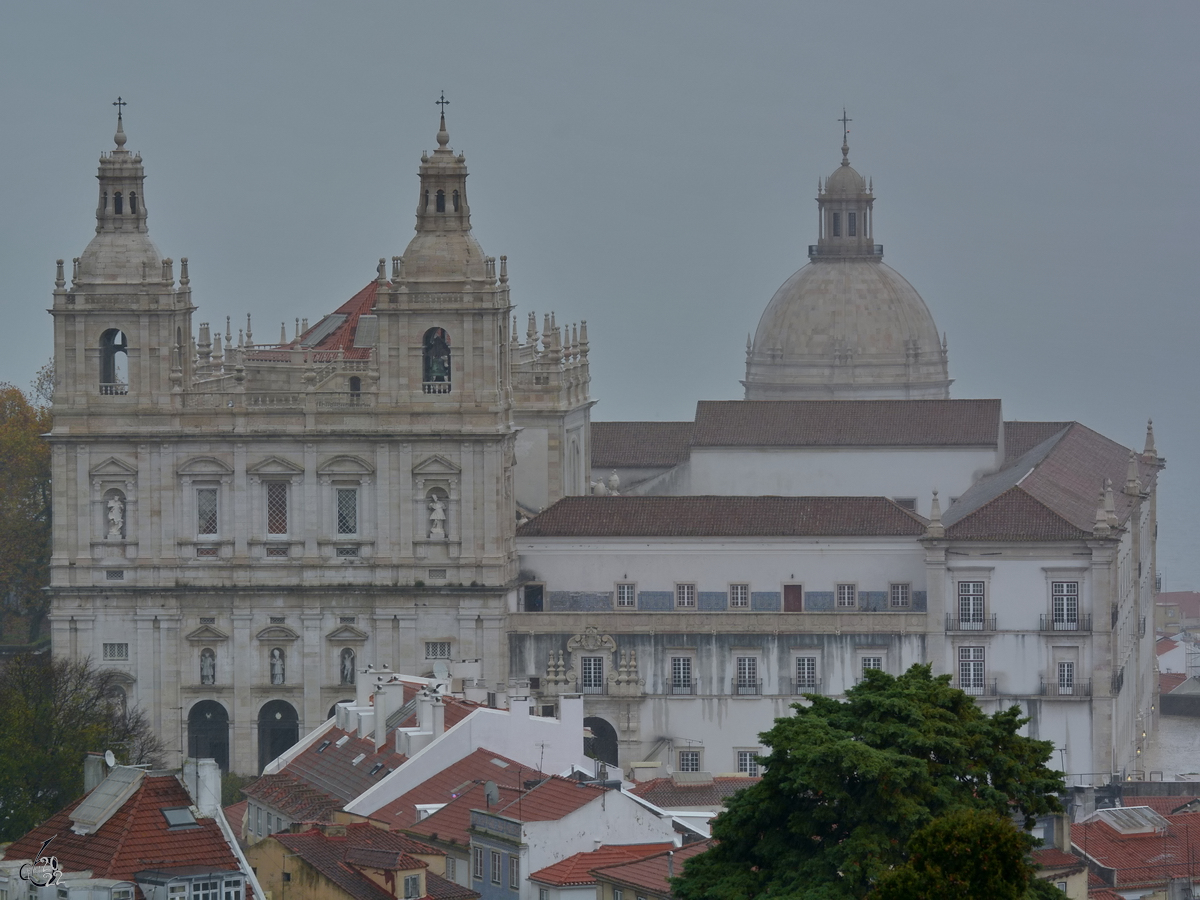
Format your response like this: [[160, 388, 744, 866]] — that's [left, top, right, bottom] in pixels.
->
[[3, 2, 1198, 588]]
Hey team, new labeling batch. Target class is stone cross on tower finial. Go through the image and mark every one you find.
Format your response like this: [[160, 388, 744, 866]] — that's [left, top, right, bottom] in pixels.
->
[[436, 91, 450, 115], [435, 92, 450, 148], [839, 107, 851, 164], [113, 96, 127, 121], [113, 96, 128, 149]]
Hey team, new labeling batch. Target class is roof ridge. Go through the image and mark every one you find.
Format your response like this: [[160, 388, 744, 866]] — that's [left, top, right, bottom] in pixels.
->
[[102, 772, 159, 877]]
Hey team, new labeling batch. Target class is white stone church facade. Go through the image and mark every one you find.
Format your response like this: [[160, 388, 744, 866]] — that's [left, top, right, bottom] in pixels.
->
[[45, 110, 1161, 781]]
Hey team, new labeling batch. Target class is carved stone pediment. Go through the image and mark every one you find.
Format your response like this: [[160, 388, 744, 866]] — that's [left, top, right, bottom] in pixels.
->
[[185, 624, 230, 642], [316, 454, 374, 476], [90, 456, 138, 478], [178, 456, 234, 476], [256, 625, 300, 642], [566, 626, 616, 654], [412, 455, 461, 477], [247, 455, 305, 476], [326, 624, 369, 642]]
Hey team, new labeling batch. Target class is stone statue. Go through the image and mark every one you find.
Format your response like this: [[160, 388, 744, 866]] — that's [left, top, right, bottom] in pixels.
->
[[107, 494, 124, 537], [341, 648, 355, 685], [270, 648, 285, 684], [200, 649, 215, 685], [429, 495, 447, 539]]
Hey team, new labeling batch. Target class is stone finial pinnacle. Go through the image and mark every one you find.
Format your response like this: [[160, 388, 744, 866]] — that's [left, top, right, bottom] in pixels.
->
[[113, 96, 128, 149], [1093, 489, 1112, 537], [435, 92, 450, 148], [1124, 451, 1142, 496], [1144, 418, 1157, 458], [838, 108, 852, 166], [925, 489, 944, 538], [1104, 478, 1118, 527]]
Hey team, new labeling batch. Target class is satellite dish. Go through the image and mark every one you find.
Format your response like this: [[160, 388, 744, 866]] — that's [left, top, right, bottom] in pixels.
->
[[104, 749, 117, 768], [484, 780, 500, 808]]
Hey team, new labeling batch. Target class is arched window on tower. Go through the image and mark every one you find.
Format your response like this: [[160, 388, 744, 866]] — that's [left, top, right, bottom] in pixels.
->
[[100, 329, 129, 395], [436, 190, 445, 212], [831, 212, 840, 237], [452, 190, 459, 212], [130, 192, 138, 214], [422, 327, 451, 394], [349, 376, 361, 394], [848, 212, 856, 236], [114, 192, 123, 215]]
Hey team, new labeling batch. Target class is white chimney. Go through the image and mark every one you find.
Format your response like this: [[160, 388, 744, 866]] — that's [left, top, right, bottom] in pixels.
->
[[196, 759, 221, 817]]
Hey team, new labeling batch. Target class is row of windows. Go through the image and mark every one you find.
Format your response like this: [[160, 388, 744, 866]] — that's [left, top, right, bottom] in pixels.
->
[[956, 646, 1082, 695], [675, 748, 763, 776], [829, 210, 859, 237], [952, 581, 1082, 628], [530, 582, 915, 611], [425, 189, 460, 213], [101, 190, 138, 214], [472, 847, 520, 889]]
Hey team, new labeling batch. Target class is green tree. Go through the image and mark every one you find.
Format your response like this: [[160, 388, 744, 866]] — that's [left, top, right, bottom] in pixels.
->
[[0, 652, 165, 840], [671, 665, 1064, 900], [0, 379, 52, 640]]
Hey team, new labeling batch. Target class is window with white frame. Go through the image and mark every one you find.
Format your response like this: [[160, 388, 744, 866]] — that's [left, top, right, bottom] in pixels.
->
[[730, 583, 749, 608], [1058, 661, 1075, 695], [737, 749, 760, 777], [736, 657, 759, 693], [671, 656, 693, 693], [509, 856, 519, 889], [425, 641, 451, 659], [616, 583, 636, 608], [103, 642, 129, 661], [473, 848, 484, 880], [1052, 582, 1079, 629], [403, 875, 420, 899], [490, 851, 501, 885], [266, 482, 288, 536], [540, 891, 550, 900], [889, 583, 911, 608], [795, 656, 818, 690], [958, 581, 985, 628], [580, 656, 605, 693], [197, 487, 219, 536], [193, 881, 220, 900], [959, 646, 985, 695], [675, 583, 696, 608], [222, 880, 242, 900], [446, 858, 455, 882], [612, 891, 623, 900], [836, 583, 857, 608], [677, 749, 701, 772], [335, 487, 358, 536], [861, 656, 883, 677]]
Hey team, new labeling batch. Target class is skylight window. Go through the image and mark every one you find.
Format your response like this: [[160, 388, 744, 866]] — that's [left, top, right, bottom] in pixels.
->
[[490, 758, 510, 768], [369, 763, 384, 776], [316, 740, 332, 753], [162, 807, 198, 828]]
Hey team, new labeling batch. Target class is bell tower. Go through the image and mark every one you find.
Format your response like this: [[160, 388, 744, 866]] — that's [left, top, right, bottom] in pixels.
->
[[50, 102, 194, 409]]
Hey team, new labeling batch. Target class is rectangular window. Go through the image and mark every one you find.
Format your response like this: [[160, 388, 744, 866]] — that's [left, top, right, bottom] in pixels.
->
[[103, 642, 129, 661], [222, 882, 241, 900], [1052, 582, 1079, 629], [490, 851, 502, 885], [446, 858, 455, 882], [737, 750, 760, 777], [832, 212, 841, 236], [862, 656, 883, 677], [678, 749, 700, 772], [197, 487, 218, 535], [958, 582, 985, 629], [509, 856, 519, 889], [336, 487, 358, 536], [730, 583, 749, 608], [193, 881, 220, 900], [403, 875, 420, 899], [959, 646, 985, 695], [1058, 661, 1075, 695], [783, 584, 804, 612], [848, 211, 857, 236], [169, 889, 188, 900], [540, 891, 550, 900], [795, 656, 817, 690], [613, 891, 623, 900], [473, 848, 484, 881], [675, 583, 696, 608], [736, 657, 759, 693], [671, 656, 693, 693], [890, 583, 911, 608], [425, 641, 451, 660], [266, 482, 288, 536], [524, 583, 544, 612], [616, 583, 636, 608], [256, 806, 262, 836], [836, 583, 857, 608], [581, 656, 605, 694]]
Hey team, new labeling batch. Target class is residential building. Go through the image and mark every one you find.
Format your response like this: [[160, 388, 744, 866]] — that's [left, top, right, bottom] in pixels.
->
[[1072, 807, 1200, 896], [527, 845, 674, 900], [589, 843, 711, 900]]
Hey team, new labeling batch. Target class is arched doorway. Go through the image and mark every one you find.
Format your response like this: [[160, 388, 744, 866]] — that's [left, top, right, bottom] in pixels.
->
[[584, 716, 619, 767], [258, 700, 299, 773], [188, 701, 230, 772]]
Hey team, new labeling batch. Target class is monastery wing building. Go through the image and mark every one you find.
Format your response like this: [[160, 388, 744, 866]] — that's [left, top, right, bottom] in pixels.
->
[[47, 110, 1160, 782]]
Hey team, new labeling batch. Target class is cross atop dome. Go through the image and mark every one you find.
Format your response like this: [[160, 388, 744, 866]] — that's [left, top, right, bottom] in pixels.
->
[[839, 107, 852, 165], [436, 91, 450, 148], [113, 96, 128, 150]]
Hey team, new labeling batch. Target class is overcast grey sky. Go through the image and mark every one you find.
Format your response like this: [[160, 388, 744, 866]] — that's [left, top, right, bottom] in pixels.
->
[[3, 2, 1198, 587]]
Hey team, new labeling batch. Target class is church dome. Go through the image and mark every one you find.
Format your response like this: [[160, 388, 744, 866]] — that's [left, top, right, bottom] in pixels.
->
[[400, 230, 488, 283], [78, 229, 162, 283], [743, 131, 951, 400]]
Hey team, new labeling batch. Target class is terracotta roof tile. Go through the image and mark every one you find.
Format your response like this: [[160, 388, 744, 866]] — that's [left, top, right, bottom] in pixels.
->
[[494, 775, 608, 822], [4, 775, 240, 888], [1161, 673, 1188, 694], [944, 486, 1091, 541], [224, 801, 247, 837], [424, 871, 479, 900], [406, 782, 526, 847], [1004, 421, 1072, 464], [1032, 847, 1084, 871], [250, 282, 377, 361], [691, 399, 1002, 448], [628, 776, 759, 810], [1073, 810, 1200, 888], [1125, 796, 1200, 815], [276, 823, 442, 900], [281, 726, 409, 805], [529, 844, 676, 887], [518, 496, 927, 538], [591, 422, 694, 468], [590, 841, 712, 895], [1158, 592, 1200, 620]]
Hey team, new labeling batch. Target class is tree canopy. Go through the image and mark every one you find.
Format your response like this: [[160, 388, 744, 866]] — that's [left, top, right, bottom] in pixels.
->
[[0, 652, 165, 841], [671, 665, 1064, 900]]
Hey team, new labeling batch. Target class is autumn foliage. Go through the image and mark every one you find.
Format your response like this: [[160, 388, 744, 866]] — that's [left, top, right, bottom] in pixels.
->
[[0, 380, 51, 639]]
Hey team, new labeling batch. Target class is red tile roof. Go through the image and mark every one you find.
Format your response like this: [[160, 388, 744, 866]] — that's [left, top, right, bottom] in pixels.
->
[[518, 496, 927, 538], [1158, 592, 1200, 620], [406, 782, 526, 847], [250, 282, 378, 361], [4, 775, 240, 888], [424, 871, 479, 900], [493, 775, 608, 822], [691, 400, 1002, 448], [1032, 847, 1084, 871], [590, 841, 712, 895], [628, 776, 759, 810], [373, 747, 546, 829], [530, 844, 676, 887], [1003, 421, 1072, 464], [224, 800, 247, 837], [1124, 796, 1200, 816], [591, 422, 695, 468], [277, 824, 441, 900], [944, 486, 1091, 541], [1073, 810, 1200, 888], [1161, 673, 1188, 694]]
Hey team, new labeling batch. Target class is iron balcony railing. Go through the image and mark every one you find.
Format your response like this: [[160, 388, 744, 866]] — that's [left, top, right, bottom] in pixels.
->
[[1039, 679, 1092, 697], [957, 680, 998, 697], [791, 678, 823, 695], [669, 680, 696, 696], [1039, 614, 1093, 632], [732, 679, 762, 696], [580, 682, 606, 695], [945, 614, 997, 632]]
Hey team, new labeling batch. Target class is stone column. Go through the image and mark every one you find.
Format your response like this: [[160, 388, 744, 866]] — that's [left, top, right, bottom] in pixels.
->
[[231, 610, 254, 774], [301, 612, 323, 734]]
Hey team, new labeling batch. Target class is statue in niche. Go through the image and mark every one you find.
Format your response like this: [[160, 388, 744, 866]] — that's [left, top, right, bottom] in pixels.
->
[[340, 647, 356, 685], [107, 493, 125, 538], [200, 648, 216, 685], [428, 494, 447, 539], [423, 328, 451, 384], [270, 647, 285, 685]]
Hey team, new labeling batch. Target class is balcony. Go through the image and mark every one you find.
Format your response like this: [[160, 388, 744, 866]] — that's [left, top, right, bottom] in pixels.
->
[[669, 681, 696, 696], [1039, 614, 1093, 632], [945, 614, 997, 632], [422, 381, 451, 394], [99, 382, 128, 396], [1039, 679, 1092, 698], [790, 678, 822, 696], [957, 680, 998, 697], [732, 679, 762, 696]]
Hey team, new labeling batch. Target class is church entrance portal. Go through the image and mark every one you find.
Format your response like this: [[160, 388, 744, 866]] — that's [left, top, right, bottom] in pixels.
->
[[258, 700, 299, 773], [188, 701, 230, 772], [583, 716, 618, 767]]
